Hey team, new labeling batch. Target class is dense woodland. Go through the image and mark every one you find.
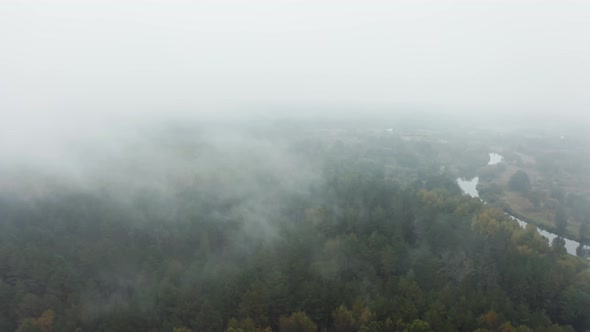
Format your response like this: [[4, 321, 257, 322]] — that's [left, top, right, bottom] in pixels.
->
[[1, 129, 590, 332]]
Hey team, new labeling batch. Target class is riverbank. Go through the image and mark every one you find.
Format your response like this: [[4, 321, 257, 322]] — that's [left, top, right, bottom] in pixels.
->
[[457, 155, 589, 257], [501, 203, 583, 241]]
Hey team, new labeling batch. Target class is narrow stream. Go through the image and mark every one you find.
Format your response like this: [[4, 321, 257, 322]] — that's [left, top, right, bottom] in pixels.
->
[[457, 153, 586, 256]]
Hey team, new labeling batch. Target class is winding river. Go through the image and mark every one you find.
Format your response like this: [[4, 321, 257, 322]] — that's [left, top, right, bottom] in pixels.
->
[[457, 153, 586, 256]]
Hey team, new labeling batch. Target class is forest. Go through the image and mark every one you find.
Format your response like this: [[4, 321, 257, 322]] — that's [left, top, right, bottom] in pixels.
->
[[3, 1, 590, 331], [1, 127, 589, 332]]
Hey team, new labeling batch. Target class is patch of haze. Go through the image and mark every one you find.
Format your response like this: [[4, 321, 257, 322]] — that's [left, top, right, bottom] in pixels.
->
[[1, 0, 590, 140], [79, 272, 156, 322], [7, 119, 324, 319], [0, 113, 322, 260]]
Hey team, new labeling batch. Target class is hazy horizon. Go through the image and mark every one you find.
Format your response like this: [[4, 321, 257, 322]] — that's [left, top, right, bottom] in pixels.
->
[[2, 1, 589, 119], [1, 1, 589, 171]]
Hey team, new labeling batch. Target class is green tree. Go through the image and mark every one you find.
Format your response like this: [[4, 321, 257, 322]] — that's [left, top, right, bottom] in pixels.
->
[[555, 206, 568, 235], [552, 237, 567, 255], [579, 222, 589, 243], [332, 305, 356, 332], [226, 318, 256, 332], [508, 170, 531, 193], [549, 187, 566, 202], [172, 328, 192, 332], [359, 321, 384, 332], [403, 319, 431, 332], [239, 280, 269, 327], [192, 298, 224, 332], [527, 191, 542, 208]]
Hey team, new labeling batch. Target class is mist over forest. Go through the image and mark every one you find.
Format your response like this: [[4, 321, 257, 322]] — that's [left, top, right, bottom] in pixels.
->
[[1, 1, 590, 332]]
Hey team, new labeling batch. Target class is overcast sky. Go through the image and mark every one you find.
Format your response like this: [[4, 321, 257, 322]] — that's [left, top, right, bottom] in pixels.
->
[[1, 1, 589, 133]]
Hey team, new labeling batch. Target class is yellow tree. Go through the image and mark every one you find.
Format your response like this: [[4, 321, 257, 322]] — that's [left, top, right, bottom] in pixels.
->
[[35, 309, 55, 332], [279, 311, 317, 332]]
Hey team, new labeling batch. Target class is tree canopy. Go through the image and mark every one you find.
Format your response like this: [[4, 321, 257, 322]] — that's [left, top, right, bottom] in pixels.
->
[[0, 132, 588, 332], [508, 170, 532, 193]]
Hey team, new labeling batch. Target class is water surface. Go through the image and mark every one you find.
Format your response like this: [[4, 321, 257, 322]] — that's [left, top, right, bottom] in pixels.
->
[[488, 153, 503, 165], [456, 153, 586, 256]]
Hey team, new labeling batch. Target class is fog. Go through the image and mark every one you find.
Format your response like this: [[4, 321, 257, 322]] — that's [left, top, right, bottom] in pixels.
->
[[2, 1, 590, 123], [3, 3, 590, 330], [1, 0, 588, 198]]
